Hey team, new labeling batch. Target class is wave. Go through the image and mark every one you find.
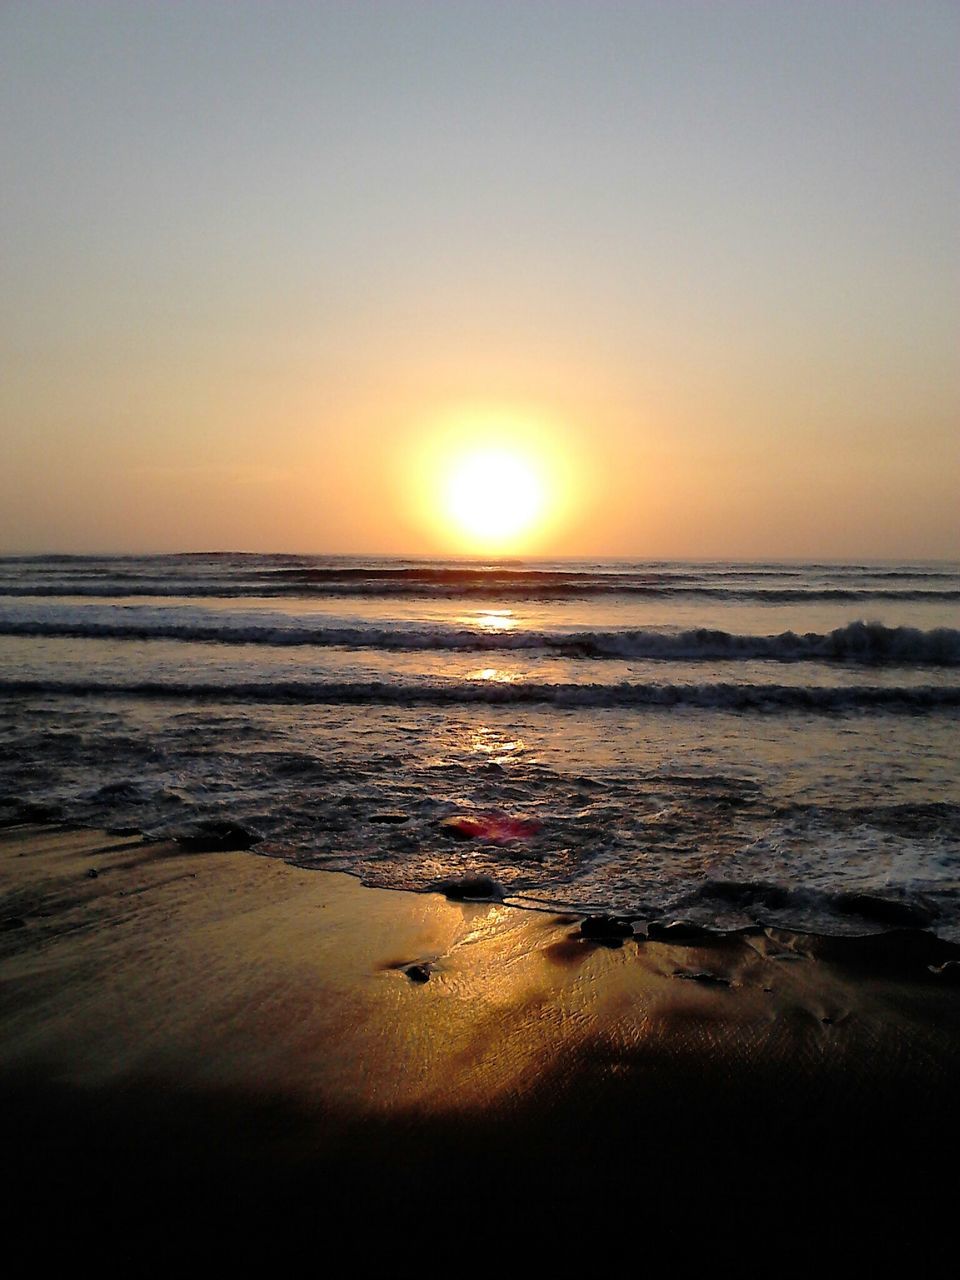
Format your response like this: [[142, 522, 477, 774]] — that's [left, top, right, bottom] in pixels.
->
[[263, 564, 960, 588], [2, 579, 958, 601], [6, 559, 953, 581], [1, 677, 957, 711], [4, 618, 959, 666]]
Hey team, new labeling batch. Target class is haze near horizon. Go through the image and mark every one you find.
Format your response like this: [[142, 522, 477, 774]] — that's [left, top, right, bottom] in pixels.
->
[[2, 1, 957, 559]]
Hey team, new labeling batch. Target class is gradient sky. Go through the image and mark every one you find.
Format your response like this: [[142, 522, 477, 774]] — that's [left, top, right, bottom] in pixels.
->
[[2, 1, 957, 558]]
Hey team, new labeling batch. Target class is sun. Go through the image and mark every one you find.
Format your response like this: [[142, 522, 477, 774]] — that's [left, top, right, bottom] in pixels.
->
[[399, 404, 585, 554], [443, 447, 544, 548]]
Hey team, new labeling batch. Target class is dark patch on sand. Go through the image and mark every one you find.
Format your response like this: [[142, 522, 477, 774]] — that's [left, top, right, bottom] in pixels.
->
[[403, 963, 431, 984], [578, 914, 635, 941], [379, 957, 435, 982], [434, 875, 505, 902], [175, 822, 261, 853], [673, 970, 732, 987], [544, 937, 593, 965]]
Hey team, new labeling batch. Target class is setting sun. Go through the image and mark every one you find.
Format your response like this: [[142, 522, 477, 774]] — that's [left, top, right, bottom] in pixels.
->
[[443, 448, 544, 548], [399, 404, 586, 555]]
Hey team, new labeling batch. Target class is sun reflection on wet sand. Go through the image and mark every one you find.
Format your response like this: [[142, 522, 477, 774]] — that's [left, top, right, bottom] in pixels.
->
[[5, 827, 957, 1261]]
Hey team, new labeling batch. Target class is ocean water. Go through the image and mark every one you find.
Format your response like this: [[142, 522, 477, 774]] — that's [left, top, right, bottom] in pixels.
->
[[1, 553, 958, 939]]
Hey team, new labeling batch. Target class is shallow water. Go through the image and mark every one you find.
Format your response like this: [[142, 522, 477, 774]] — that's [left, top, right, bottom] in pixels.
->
[[1, 554, 958, 938]]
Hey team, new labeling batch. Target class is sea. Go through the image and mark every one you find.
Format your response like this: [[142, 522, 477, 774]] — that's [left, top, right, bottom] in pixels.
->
[[1, 553, 958, 939]]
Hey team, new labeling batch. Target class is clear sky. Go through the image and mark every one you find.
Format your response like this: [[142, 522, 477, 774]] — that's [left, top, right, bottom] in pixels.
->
[[2, 1, 957, 558]]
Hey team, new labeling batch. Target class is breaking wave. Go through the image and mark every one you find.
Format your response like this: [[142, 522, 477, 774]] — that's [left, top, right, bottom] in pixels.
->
[[1, 677, 957, 711], [3, 618, 958, 666]]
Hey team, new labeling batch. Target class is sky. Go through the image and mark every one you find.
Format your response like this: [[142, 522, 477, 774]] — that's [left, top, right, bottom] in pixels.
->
[[2, 1, 957, 559]]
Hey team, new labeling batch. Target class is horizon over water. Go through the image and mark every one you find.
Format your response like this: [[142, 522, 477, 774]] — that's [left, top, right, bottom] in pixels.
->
[[1, 552, 958, 940]]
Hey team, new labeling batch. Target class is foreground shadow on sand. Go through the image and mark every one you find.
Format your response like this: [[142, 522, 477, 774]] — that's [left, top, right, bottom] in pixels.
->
[[4, 1033, 957, 1267]]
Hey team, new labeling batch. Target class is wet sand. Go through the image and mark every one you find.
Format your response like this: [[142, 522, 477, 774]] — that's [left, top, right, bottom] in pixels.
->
[[2, 824, 958, 1266]]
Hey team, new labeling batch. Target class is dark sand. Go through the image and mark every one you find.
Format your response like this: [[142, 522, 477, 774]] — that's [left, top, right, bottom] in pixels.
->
[[2, 825, 958, 1267]]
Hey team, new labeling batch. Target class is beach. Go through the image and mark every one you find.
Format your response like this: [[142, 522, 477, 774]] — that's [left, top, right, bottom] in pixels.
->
[[2, 555, 958, 1265], [3, 822, 958, 1265], [5, 1, 958, 1267]]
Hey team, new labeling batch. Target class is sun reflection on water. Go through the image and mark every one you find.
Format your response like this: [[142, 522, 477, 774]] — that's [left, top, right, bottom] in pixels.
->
[[469, 725, 526, 758], [468, 666, 521, 685], [468, 609, 517, 632]]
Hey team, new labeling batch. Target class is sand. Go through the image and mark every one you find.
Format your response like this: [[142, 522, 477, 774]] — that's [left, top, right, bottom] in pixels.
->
[[2, 823, 958, 1266]]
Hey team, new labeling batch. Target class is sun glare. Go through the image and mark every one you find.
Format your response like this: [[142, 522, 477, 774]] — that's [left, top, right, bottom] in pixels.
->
[[400, 405, 586, 554], [443, 448, 544, 548]]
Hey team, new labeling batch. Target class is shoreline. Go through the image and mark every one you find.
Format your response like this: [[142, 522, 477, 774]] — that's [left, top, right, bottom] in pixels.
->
[[3, 823, 958, 1262], [7, 810, 960, 950]]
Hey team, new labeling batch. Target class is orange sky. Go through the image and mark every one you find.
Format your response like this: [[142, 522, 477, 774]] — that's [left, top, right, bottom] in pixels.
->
[[2, 3, 957, 559]]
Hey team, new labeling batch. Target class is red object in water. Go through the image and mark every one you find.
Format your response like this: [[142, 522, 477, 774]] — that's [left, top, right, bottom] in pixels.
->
[[441, 814, 541, 843]]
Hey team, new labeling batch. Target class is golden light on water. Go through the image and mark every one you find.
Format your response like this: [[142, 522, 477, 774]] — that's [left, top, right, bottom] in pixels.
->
[[473, 609, 516, 632], [470, 666, 517, 683], [469, 725, 527, 761]]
